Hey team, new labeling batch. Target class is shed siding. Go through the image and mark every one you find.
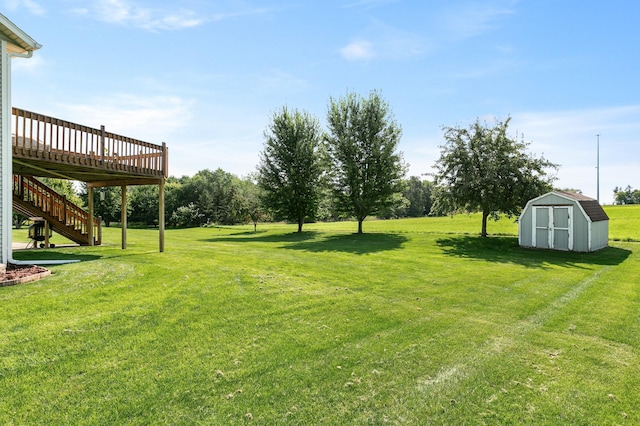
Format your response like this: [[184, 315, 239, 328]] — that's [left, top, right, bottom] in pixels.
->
[[519, 207, 533, 247], [571, 207, 590, 252], [530, 193, 570, 206], [591, 221, 609, 251], [519, 191, 608, 252]]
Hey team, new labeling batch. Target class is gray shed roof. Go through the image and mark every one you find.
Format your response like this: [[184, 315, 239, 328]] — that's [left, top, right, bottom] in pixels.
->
[[554, 191, 609, 222]]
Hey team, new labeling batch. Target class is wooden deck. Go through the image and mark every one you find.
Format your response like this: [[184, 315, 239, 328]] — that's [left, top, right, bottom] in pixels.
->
[[11, 107, 168, 251], [12, 107, 168, 186]]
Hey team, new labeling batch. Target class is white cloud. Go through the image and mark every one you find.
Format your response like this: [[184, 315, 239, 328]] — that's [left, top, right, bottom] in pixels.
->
[[404, 106, 640, 204], [340, 39, 375, 61], [340, 19, 429, 62], [56, 94, 194, 143], [443, 1, 516, 40], [74, 0, 269, 31], [11, 54, 44, 74], [89, 0, 204, 31], [3, 0, 45, 15], [510, 105, 640, 203]]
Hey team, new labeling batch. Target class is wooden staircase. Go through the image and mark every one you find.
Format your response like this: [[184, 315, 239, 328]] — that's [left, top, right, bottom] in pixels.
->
[[12, 175, 101, 246]]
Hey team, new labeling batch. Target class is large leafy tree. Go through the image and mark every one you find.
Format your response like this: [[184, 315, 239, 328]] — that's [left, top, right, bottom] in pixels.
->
[[257, 107, 324, 233], [128, 185, 160, 226], [325, 90, 406, 233], [431, 117, 558, 237], [177, 169, 247, 225]]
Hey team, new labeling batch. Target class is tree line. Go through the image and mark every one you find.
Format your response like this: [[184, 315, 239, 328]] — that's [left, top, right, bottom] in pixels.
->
[[16, 90, 562, 236], [70, 168, 434, 230], [613, 186, 640, 205]]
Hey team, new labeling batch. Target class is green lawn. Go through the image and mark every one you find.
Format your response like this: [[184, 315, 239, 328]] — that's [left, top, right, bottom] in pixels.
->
[[2, 208, 639, 424]]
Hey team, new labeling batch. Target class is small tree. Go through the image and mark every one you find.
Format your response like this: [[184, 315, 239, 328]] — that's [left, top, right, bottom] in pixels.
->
[[613, 185, 640, 205], [257, 107, 324, 232], [12, 213, 28, 229], [170, 203, 203, 227], [432, 117, 558, 237], [404, 176, 434, 217], [238, 177, 266, 232], [325, 90, 406, 233]]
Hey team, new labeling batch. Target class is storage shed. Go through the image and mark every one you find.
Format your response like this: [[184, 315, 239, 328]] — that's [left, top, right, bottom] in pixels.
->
[[518, 191, 609, 252]]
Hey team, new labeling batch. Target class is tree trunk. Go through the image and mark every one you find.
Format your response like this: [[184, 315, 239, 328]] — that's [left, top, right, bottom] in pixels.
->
[[253, 221, 257, 233], [297, 219, 303, 233], [357, 219, 363, 234], [481, 210, 489, 237]]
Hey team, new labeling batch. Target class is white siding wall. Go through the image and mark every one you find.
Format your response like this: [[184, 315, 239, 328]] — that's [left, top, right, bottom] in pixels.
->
[[0, 41, 5, 264], [0, 40, 13, 265]]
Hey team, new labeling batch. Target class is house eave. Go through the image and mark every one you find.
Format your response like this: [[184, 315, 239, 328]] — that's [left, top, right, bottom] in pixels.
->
[[0, 13, 41, 55]]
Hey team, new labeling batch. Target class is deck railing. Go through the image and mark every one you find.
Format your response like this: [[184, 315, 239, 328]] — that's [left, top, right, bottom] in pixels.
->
[[13, 175, 101, 245], [12, 107, 168, 178]]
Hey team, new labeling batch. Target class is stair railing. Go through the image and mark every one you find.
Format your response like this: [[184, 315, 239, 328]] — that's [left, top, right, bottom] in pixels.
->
[[13, 175, 101, 245]]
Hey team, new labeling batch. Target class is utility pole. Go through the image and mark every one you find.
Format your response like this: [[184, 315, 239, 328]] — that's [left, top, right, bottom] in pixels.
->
[[596, 134, 600, 203]]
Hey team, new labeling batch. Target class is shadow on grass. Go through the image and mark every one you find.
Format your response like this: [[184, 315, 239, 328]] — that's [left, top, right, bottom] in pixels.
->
[[226, 230, 269, 237], [286, 233, 408, 255], [203, 230, 319, 244], [203, 231, 408, 254], [12, 250, 102, 263], [436, 236, 632, 268]]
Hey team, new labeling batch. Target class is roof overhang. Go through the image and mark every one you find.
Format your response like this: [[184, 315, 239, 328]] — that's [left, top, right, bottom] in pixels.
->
[[0, 13, 41, 55]]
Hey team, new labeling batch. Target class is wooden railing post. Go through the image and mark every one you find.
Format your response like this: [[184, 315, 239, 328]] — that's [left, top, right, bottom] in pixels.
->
[[100, 125, 105, 164], [162, 142, 168, 178]]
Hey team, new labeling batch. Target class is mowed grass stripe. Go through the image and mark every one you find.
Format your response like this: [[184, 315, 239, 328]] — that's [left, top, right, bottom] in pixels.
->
[[2, 210, 639, 424], [415, 243, 639, 423]]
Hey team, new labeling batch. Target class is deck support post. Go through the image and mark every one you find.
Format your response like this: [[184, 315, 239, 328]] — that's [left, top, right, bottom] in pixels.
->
[[88, 186, 94, 246], [121, 185, 127, 249], [159, 179, 165, 253], [44, 220, 50, 248]]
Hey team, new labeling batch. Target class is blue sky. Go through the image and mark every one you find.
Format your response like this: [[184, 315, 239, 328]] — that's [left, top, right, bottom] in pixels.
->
[[5, 0, 639, 204]]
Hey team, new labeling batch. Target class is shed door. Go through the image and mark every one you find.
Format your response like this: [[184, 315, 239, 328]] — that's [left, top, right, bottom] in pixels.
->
[[533, 207, 551, 249], [532, 206, 573, 250], [552, 207, 571, 250]]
